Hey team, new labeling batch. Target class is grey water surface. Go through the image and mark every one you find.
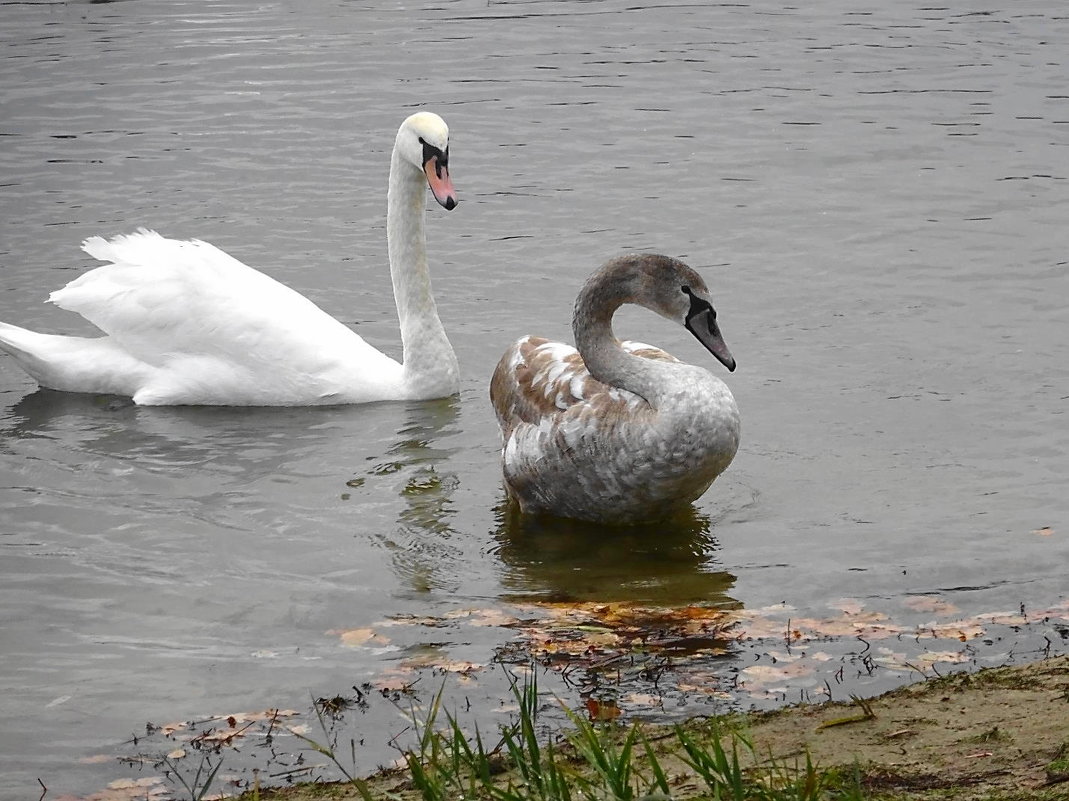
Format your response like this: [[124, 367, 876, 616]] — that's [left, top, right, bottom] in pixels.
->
[[1, 0, 1068, 797]]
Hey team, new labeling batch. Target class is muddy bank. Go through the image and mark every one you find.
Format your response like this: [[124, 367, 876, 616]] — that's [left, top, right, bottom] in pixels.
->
[[241, 655, 1069, 801]]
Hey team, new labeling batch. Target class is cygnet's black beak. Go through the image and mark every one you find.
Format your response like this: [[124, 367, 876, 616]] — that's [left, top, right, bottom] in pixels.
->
[[683, 294, 736, 372]]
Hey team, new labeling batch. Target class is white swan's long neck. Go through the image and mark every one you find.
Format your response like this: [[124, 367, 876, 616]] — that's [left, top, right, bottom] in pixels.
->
[[386, 149, 458, 397], [572, 274, 678, 407]]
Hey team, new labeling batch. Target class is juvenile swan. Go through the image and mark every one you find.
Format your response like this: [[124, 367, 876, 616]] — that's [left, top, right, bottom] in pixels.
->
[[490, 254, 740, 524], [0, 112, 459, 406]]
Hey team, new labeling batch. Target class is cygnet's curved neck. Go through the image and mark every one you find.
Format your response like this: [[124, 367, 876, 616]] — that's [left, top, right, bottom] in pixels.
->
[[387, 148, 457, 394], [572, 265, 677, 406]]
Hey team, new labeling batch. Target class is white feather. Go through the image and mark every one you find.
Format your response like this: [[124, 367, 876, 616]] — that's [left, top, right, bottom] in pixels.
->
[[0, 112, 459, 406]]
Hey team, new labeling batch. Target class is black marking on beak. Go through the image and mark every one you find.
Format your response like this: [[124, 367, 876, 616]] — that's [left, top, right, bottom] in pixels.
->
[[682, 286, 736, 372], [419, 136, 449, 177]]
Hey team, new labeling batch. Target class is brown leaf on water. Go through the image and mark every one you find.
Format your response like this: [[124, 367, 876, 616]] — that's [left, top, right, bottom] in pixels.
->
[[914, 620, 985, 641], [585, 697, 621, 721], [192, 726, 246, 746], [622, 692, 663, 708], [166, 748, 186, 759], [773, 613, 902, 640], [84, 776, 169, 801], [219, 709, 299, 724], [333, 627, 391, 647], [1033, 526, 1054, 536], [400, 655, 484, 675], [517, 601, 731, 632], [498, 602, 738, 678], [829, 598, 866, 615], [916, 649, 971, 667], [738, 661, 817, 694], [441, 607, 520, 626], [675, 673, 734, 699], [78, 754, 116, 765], [975, 611, 1028, 627], [371, 670, 420, 693], [380, 614, 450, 628], [903, 596, 960, 615]]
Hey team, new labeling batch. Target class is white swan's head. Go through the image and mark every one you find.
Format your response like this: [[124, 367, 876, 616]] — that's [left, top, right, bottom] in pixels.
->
[[396, 111, 456, 211]]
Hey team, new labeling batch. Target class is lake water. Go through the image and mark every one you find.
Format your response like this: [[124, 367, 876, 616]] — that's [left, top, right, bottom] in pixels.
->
[[1, 0, 1067, 797]]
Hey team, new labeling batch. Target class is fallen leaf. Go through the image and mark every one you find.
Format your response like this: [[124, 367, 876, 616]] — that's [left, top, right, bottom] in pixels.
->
[[738, 661, 817, 693], [914, 621, 985, 641], [903, 596, 960, 615], [916, 649, 970, 666], [585, 697, 621, 721], [371, 672, 419, 692], [86, 776, 169, 801], [829, 598, 866, 615], [380, 614, 450, 628], [333, 627, 391, 647], [446, 607, 520, 626], [1033, 526, 1054, 536], [622, 693, 663, 707], [78, 754, 116, 765]]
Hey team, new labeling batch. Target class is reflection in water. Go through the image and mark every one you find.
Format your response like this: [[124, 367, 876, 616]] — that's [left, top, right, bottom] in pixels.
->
[[4, 388, 135, 437], [3, 388, 370, 479], [492, 502, 738, 608], [356, 397, 464, 595]]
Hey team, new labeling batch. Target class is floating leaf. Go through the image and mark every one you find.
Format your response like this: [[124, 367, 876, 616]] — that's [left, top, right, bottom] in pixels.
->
[[903, 596, 960, 615], [78, 754, 116, 765], [380, 614, 450, 628], [739, 661, 817, 692], [916, 649, 971, 666], [446, 607, 521, 627], [622, 692, 663, 707], [829, 598, 866, 615], [915, 621, 985, 641], [333, 627, 391, 647], [86, 776, 169, 800], [585, 697, 621, 721]]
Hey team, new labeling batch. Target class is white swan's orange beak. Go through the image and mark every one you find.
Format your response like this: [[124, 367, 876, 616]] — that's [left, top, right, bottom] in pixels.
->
[[424, 155, 457, 210]]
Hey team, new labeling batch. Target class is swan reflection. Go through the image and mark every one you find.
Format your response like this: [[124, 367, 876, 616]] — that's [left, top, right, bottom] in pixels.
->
[[3, 388, 397, 479], [353, 397, 464, 595], [492, 502, 738, 608]]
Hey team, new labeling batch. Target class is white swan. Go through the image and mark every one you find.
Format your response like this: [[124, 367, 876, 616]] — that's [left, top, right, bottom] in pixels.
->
[[0, 112, 459, 406], [490, 254, 740, 524]]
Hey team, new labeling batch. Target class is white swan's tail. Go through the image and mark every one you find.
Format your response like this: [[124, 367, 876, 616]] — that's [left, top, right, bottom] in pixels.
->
[[0, 321, 147, 395]]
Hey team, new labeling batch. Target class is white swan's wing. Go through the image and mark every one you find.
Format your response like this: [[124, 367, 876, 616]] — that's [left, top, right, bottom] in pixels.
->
[[67, 231, 381, 365], [46, 230, 401, 404]]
